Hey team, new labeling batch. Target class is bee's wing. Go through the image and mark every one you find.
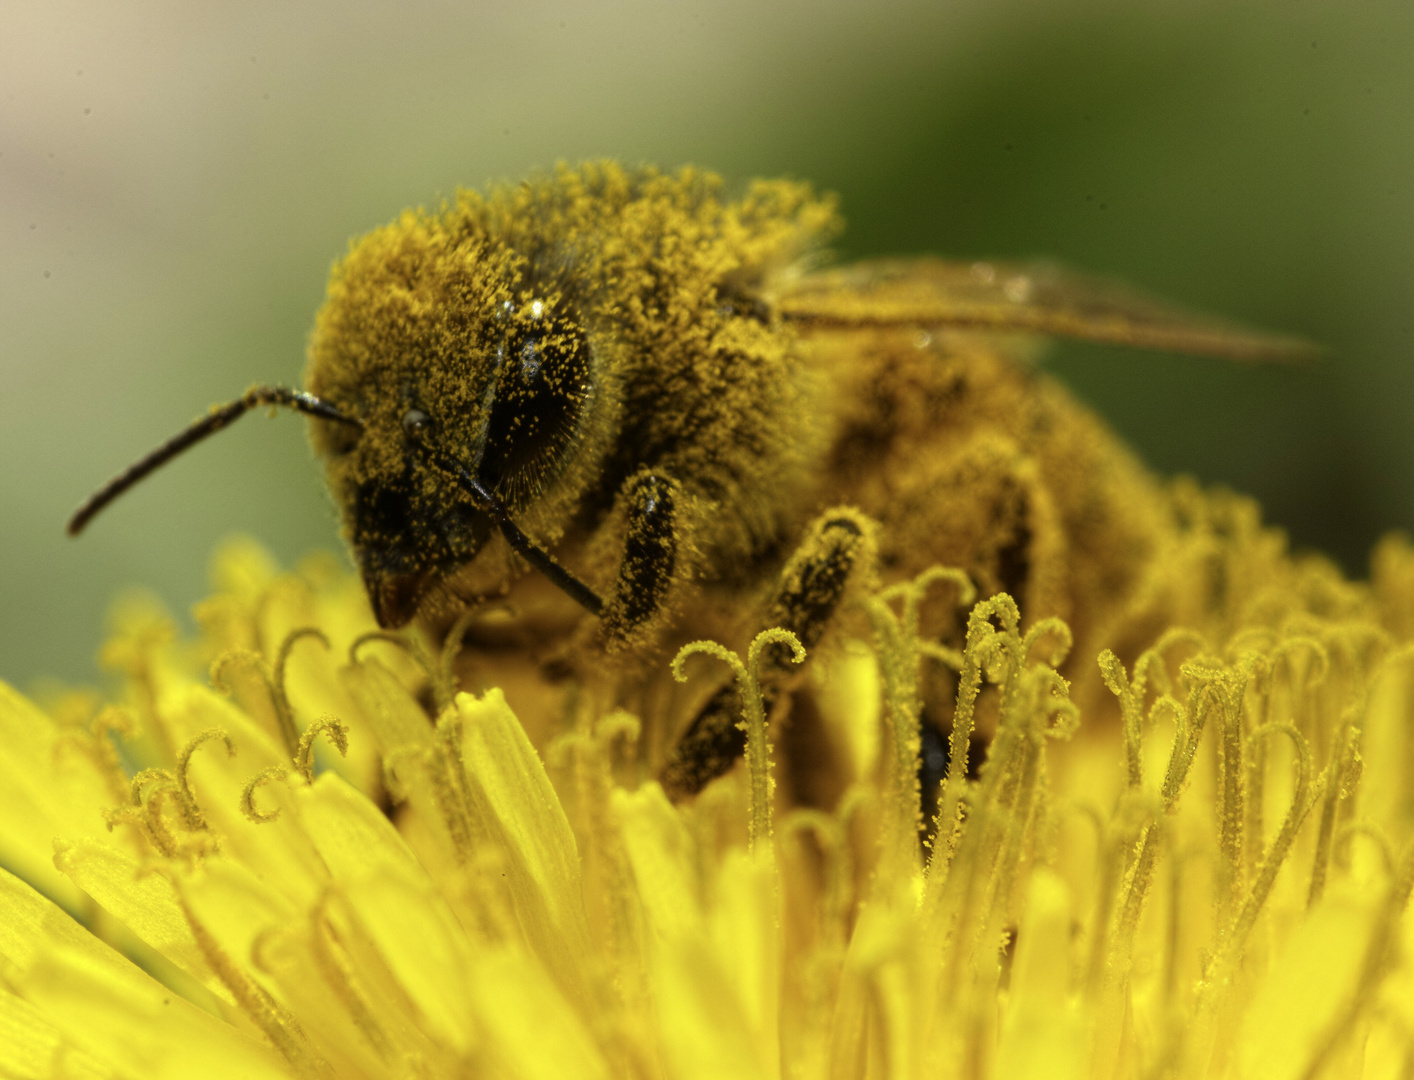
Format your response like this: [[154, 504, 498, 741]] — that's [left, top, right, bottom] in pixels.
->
[[775, 257, 1318, 363]]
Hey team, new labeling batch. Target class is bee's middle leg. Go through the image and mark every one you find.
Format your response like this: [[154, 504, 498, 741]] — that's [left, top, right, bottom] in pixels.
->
[[659, 509, 870, 801], [600, 471, 679, 648]]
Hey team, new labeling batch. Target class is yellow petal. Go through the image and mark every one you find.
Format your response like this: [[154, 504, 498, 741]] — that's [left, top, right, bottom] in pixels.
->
[[179, 857, 301, 980], [340, 657, 434, 754], [469, 949, 610, 1080], [0, 681, 114, 908], [617, 786, 778, 1079], [652, 934, 770, 1080], [292, 776, 481, 1057], [614, 781, 703, 942], [814, 640, 882, 781], [0, 865, 286, 1079], [707, 847, 780, 1057], [299, 770, 426, 883], [0, 985, 110, 1080], [249, 923, 416, 1080], [828, 903, 920, 1080], [25, 944, 291, 1079], [1238, 890, 1375, 1080], [996, 870, 1085, 1080], [168, 688, 330, 911], [338, 865, 477, 1053], [52, 837, 234, 1006], [456, 690, 593, 999]]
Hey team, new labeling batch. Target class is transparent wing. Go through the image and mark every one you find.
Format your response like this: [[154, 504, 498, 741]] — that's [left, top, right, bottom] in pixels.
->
[[775, 257, 1318, 363]]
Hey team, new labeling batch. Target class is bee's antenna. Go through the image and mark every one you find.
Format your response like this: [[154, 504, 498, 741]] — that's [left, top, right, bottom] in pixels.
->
[[414, 441, 606, 617], [67, 386, 361, 537]]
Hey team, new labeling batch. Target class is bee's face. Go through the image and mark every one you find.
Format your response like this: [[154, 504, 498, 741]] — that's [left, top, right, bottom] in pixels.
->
[[305, 224, 596, 627]]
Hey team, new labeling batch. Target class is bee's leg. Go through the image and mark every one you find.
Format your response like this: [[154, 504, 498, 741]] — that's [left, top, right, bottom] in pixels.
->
[[660, 510, 870, 801], [600, 472, 679, 648]]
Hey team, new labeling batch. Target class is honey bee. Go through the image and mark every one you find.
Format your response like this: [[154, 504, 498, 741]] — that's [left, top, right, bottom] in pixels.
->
[[68, 162, 1313, 800]]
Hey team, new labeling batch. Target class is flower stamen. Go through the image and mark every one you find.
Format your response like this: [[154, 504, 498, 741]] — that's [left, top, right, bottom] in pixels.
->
[[241, 765, 290, 823], [272, 626, 331, 756], [673, 629, 804, 853], [294, 714, 350, 783], [175, 728, 235, 832]]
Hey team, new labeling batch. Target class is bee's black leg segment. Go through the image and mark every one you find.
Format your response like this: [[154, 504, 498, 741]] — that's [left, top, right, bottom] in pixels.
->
[[659, 683, 756, 800], [601, 472, 678, 646], [763, 513, 866, 661], [660, 510, 869, 801]]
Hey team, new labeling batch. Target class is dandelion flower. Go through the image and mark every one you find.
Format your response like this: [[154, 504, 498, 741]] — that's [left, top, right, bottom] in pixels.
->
[[4, 498, 1414, 1079]]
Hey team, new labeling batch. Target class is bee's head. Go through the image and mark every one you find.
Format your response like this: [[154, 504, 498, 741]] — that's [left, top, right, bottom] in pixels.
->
[[66, 207, 606, 633], [306, 220, 597, 627]]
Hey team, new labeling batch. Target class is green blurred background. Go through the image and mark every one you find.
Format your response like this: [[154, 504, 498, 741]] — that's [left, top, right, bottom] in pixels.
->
[[5, 0, 1412, 685]]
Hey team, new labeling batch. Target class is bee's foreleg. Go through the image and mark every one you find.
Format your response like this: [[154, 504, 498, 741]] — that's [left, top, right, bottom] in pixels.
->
[[660, 509, 872, 801], [600, 471, 679, 647]]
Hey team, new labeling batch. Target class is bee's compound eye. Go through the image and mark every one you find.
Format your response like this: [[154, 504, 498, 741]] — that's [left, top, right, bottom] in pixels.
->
[[402, 408, 430, 437]]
